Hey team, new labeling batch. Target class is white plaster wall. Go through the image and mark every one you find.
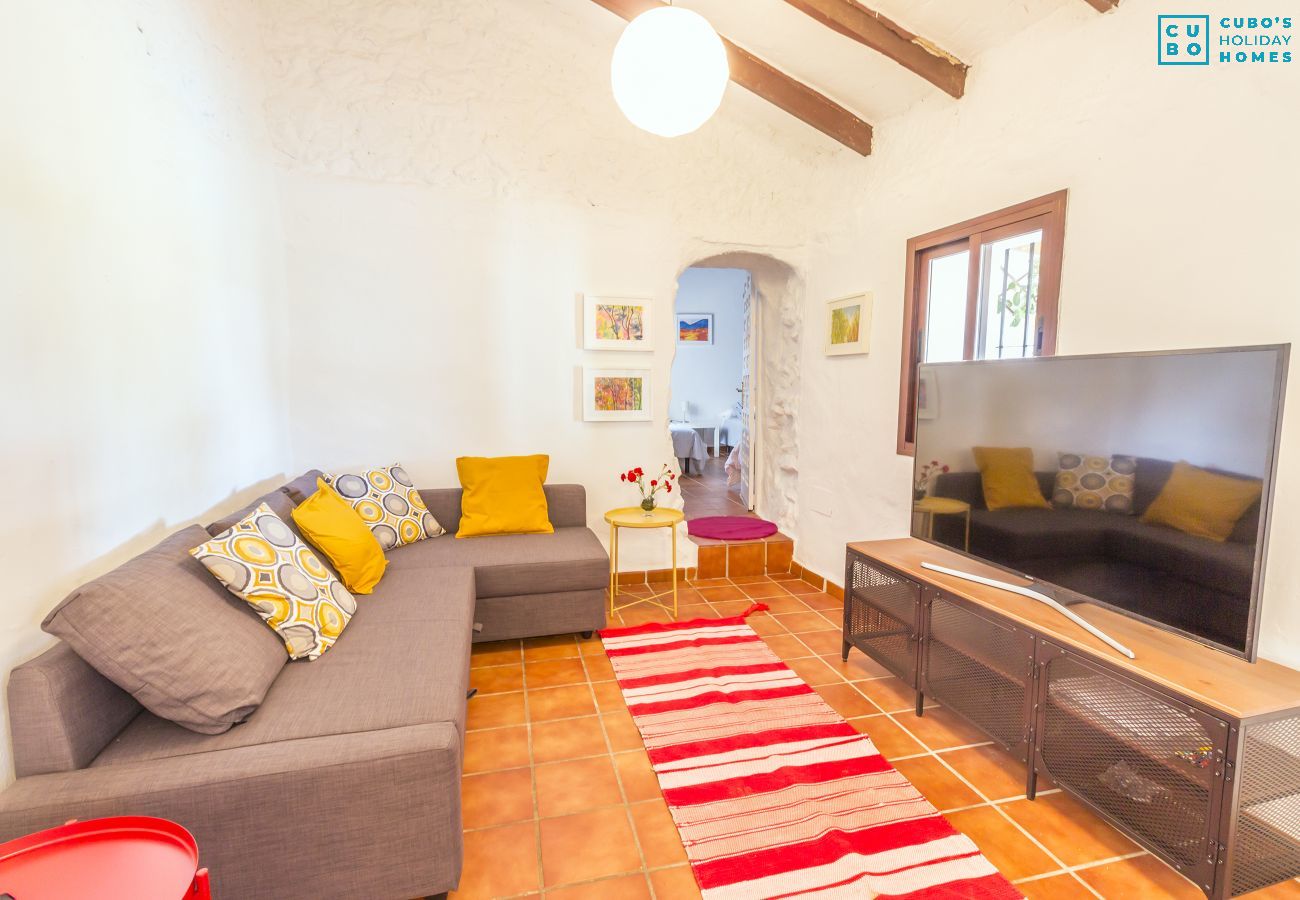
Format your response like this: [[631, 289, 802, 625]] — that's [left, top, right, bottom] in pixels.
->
[[670, 268, 747, 426], [795, 0, 1300, 666], [259, 0, 823, 569], [0, 1, 291, 780]]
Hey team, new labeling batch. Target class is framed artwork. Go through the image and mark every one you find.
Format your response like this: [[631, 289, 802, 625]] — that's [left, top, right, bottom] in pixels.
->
[[583, 367, 652, 422], [916, 368, 939, 420], [825, 293, 872, 356], [676, 313, 714, 344], [583, 295, 652, 351]]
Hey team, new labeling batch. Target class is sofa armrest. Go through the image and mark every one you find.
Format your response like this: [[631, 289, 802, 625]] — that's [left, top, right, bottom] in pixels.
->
[[0, 723, 463, 899], [10, 642, 141, 777], [544, 484, 587, 528]]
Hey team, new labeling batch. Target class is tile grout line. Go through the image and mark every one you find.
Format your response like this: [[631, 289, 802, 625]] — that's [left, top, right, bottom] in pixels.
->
[[521, 640, 544, 897], [586, 604, 657, 899]]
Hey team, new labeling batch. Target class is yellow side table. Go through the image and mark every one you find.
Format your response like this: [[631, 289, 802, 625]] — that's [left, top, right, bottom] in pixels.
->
[[604, 506, 685, 617], [913, 496, 972, 550]]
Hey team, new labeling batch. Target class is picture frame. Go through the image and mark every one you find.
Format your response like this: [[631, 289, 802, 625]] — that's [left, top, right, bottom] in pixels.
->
[[583, 367, 653, 422], [916, 368, 939, 420], [824, 293, 872, 356], [676, 312, 714, 344], [583, 295, 653, 351]]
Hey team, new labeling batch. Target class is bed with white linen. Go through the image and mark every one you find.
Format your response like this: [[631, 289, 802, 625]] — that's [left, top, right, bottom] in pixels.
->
[[670, 423, 709, 475]]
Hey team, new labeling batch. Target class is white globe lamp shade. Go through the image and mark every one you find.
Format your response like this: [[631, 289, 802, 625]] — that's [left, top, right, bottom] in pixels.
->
[[610, 7, 729, 138]]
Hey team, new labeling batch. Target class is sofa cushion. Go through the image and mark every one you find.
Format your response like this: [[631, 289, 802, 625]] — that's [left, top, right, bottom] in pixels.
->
[[973, 447, 1050, 510], [43, 525, 287, 735], [193, 504, 357, 661], [1053, 453, 1136, 514], [455, 455, 553, 538], [1140, 461, 1264, 543], [281, 468, 326, 506], [92, 567, 476, 767], [325, 464, 445, 549], [1105, 517, 1255, 598], [969, 508, 1112, 561], [291, 478, 388, 594], [419, 484, 590, 533], [385, 527, 608, 598], [208, 489, 301, 539]]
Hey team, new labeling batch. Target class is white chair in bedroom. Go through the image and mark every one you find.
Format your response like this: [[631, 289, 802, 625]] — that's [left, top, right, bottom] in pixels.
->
[[718, 404, 743, 456]]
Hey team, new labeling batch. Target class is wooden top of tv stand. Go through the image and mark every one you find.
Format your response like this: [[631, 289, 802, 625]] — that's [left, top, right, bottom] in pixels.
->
[[848, 537, 1300, 721]]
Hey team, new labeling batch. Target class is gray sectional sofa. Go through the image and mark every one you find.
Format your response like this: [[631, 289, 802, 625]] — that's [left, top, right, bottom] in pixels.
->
[[0, 469, 608, 899]]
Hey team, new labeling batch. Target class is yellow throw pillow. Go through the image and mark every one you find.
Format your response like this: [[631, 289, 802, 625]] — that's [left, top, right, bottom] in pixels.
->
[[292, 478, 388, 594], [973, 446, 1051, 511], [1141, 461, 1263, 543], [456, 455, 554, 538]]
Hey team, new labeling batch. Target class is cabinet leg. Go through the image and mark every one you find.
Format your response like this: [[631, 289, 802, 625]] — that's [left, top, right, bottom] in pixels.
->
[[841, 639, 851, 661], [1026, 764, 1038, 801], [915, 691, 925, 717]]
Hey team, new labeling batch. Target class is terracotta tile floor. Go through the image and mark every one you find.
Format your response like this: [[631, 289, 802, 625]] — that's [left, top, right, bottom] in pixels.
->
[[678, 454, 751, 520], [453, 575, 1299, 899]]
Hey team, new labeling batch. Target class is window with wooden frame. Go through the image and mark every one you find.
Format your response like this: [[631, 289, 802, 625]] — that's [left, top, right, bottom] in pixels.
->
[[897, 190, 1067, 455]]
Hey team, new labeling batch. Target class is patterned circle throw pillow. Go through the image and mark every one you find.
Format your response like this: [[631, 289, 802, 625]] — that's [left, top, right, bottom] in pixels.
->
[[191, 503, 357, 660], [1053, 453, 1137, 514], [324, 464, 444, 550]]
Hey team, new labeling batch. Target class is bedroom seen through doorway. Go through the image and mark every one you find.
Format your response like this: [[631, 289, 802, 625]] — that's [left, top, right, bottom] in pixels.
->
[[668, 267, 756, 520]]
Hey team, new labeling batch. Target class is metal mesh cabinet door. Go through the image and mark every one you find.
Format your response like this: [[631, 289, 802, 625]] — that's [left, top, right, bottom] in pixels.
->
[[1036, 642, 1227, 893], [1225, 714, 1300, 896], [923, 593, 1034, 759], [844, 556, 921, 686]]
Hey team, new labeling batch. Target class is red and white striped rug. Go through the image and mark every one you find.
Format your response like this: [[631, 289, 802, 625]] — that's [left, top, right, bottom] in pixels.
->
[[601, 607, 1022, 899]]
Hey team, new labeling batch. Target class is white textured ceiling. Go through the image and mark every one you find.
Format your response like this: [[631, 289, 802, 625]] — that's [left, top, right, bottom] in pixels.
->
[[674, 0, 1064, 123]]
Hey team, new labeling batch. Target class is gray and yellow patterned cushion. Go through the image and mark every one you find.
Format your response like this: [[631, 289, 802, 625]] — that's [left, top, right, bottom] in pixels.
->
[[1053, 453, 1137, 514], [324, 464, 444, 550], [191, 503, 356, 660]]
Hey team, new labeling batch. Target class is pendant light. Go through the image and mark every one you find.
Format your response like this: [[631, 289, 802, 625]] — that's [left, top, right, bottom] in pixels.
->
[[610, 5, 729, 138]]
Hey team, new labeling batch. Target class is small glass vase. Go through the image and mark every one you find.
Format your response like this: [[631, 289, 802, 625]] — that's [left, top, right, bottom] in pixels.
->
[[641, 497, 656, 516]]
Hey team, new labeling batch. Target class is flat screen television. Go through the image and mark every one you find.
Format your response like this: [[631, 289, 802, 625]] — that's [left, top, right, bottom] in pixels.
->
[[912, 345, 1288, 659]]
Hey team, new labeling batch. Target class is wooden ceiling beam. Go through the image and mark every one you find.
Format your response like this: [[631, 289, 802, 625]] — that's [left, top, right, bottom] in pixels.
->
[[588, 0, 873, 155], [780, 0, 967, 98]]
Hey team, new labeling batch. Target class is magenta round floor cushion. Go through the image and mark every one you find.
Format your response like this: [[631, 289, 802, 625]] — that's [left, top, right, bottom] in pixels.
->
[[687, 516, 778, 541]]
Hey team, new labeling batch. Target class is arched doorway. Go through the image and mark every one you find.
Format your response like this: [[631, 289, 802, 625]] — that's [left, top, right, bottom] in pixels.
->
[[669, 251, 802, 538]]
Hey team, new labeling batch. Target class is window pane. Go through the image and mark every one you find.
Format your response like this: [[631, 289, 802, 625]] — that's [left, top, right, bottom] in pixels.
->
[[977, 229, 1043, 360], [923, 250, 969, 363]]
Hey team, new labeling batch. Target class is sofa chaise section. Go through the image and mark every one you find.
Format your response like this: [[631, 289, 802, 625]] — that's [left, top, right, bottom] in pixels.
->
[[285, 474, 609, 642], [0, 562, 477, 900]]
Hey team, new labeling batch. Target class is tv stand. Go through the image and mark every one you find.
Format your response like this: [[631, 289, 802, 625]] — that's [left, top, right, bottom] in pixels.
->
[[844, 538, 1300, 899]]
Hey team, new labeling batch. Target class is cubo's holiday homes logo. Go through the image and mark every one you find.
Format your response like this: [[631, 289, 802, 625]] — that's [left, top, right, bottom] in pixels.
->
[[1159, 14, 1293, 66]]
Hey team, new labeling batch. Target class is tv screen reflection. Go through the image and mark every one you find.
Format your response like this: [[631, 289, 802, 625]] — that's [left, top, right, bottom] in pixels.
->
[[912, 347, 1287, 656]]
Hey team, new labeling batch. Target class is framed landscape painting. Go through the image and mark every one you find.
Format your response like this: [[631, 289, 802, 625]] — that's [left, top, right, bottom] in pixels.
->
[[584, 295, 652, 351], [825, 293, 872, 356], [676, 313, 713, 344], [583, 367, 652, 421]]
